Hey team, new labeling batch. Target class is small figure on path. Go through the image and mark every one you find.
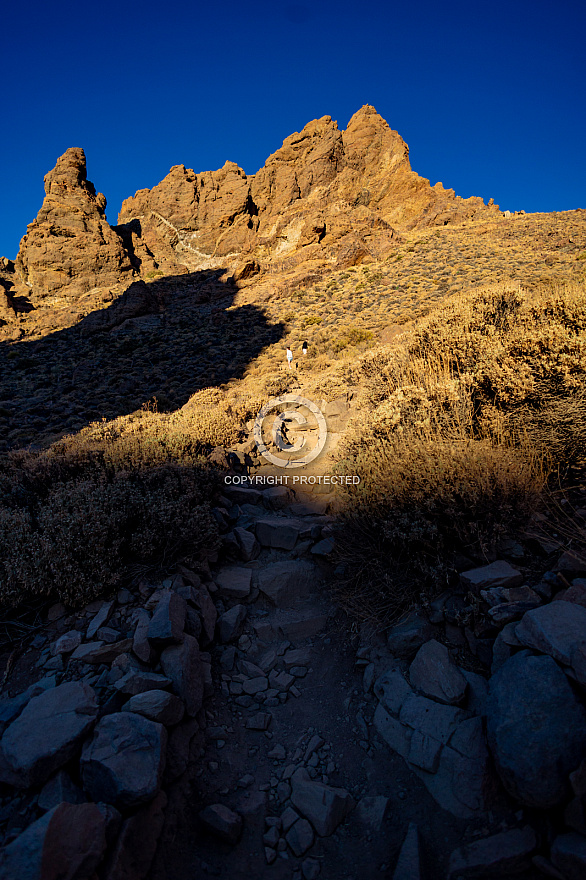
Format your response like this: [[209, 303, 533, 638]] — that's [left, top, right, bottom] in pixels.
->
[[286, 346, 293, 369], [302, 340, 308, 356]]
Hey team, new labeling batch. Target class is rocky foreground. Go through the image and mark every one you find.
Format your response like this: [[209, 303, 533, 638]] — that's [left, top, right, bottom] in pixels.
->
[[0, 480, 585, 879]]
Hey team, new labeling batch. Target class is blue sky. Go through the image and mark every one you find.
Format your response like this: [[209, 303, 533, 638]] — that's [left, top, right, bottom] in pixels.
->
[[1, 0, 585, 258]]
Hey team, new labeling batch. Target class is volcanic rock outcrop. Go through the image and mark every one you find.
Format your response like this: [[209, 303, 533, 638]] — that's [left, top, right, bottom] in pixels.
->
[[118, 106, 498, 281], [15, 148, 134, 301], [12, 107, 500, 308]]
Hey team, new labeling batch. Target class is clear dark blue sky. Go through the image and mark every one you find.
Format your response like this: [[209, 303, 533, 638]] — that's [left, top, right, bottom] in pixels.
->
[[1, 0, 585, 258]]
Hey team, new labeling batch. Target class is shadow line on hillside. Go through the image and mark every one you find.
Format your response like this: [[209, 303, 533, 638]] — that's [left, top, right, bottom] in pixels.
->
[[0, 269, 284, 453]]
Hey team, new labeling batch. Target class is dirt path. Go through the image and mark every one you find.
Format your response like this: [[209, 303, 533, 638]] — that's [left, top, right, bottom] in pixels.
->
[[150, 499, 470, 880]]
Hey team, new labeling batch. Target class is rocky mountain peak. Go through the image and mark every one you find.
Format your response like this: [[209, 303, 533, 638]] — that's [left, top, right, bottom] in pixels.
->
[[15, 148, 134, 301], [11, 108, 501, 308]]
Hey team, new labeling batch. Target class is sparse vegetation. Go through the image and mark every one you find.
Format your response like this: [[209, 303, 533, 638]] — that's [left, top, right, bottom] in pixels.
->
[[332, 280, 586, 625]]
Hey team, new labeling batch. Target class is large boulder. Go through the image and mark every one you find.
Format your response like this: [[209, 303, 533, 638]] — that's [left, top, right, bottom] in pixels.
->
[[515, 601, 586, 666], [0, 681, 98, 788], [102, 791, 168, 880], [0, 802, 108, 880], [81, 712, 167, 808], [486, 651, 586, 807]]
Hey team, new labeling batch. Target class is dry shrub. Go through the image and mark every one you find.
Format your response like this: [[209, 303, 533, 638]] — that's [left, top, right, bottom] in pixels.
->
[[0, 456, 219, 608], [334, 430, 544, 626], [332, 280, 585, 625]]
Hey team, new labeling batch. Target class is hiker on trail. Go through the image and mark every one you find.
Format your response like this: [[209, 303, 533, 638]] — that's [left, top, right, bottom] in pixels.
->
[[302, 341, 308, 356], [286, 346, 293, 369]]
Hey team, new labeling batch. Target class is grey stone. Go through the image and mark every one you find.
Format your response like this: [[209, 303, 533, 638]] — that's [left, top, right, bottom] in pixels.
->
[[409, 639, 468, 705], [160, 634, 204, 717], [103, 791, 167, 880], [199, 803, 242, 844], [571, 642, 586, 687], [234, 527, 260, 561], [460, 560, 523, 591], [256, 517, 301, 550], [38, 769, 85, 812], [218, 604, 247, 643], [147, 591, 186, 647], [281, 806, 300, 832], [301, 857, 321, 880], [422, 718, 492, 818], [408, 729, 442, 772], [239, 658, 265, 677], [481, 584, 541, 608], [557, 550, 586, 574], [263, 825, 280, 846], [70, 639, 133, 664], [374, 667, 413, 716], [97, 626, 123, 643], [515, 600, 586, 665], [447, 826, 537, 878], [253, 607, 328, 641], [223, 484, 262, 505], [131, 608, 154, 664], [550, 833, 586, 879], [51, 630, 82, 655], [387, 610, 434, 657], [286, 817, 314, 856], [87, 599, 115, 639], [393, 823, 421, 880], [114, 670, 172, 695], [123, 689, 185, 725], [399, 693, 469, 744], [246, 712, 272, 730], [263, 485, 294, 510], [486, 651, 586, 807], [0, 691, 33, 737], [216, 566, 252, 599], [165, 718, 200, 782], [354, 796, 389, 831], [290, 769, 354, 836], [257, 560, 317, 606], [304, 735, 324, 761], [0, 802, 108, 880], [373, 704, 412, 759], [243, 676, 269, 695], [194, 584, 217, 646], [265, 846, 277, 864], [81, 712, 167, 808], [0, 681, 98, 788], [311, 537, 334, 556], [276, 780, 291, 802], [461, 670, 488, 716]]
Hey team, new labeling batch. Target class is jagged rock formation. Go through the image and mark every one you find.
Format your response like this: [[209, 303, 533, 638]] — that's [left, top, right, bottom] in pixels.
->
[[118, 106, 498, 282], [15, 148, 134, 301], [10, 107, 500, 310]]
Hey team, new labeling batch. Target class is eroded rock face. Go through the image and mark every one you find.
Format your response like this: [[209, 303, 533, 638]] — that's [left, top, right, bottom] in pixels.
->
[[117, 106, 497, 279], [15, 147, 134, 301]]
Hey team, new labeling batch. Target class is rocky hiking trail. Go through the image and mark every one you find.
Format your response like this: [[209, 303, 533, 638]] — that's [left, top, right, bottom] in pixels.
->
[[1, 480, 586, 879], [150, 485, 466, 880]]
